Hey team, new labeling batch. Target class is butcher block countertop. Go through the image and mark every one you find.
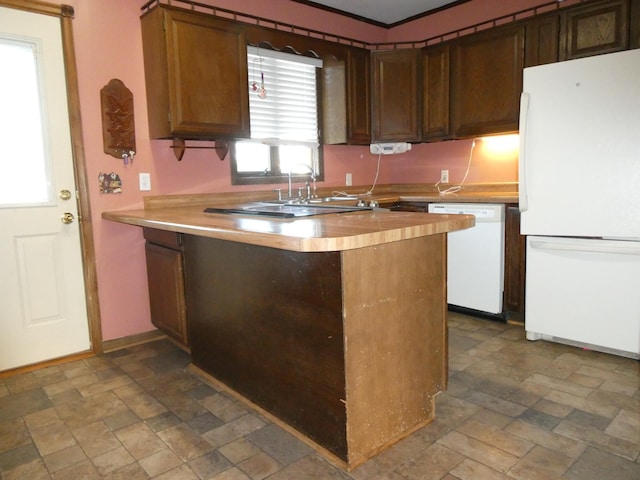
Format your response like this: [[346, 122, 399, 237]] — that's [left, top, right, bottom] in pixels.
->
[[102, 183, 518, 252], [102, 205, 474, 252]]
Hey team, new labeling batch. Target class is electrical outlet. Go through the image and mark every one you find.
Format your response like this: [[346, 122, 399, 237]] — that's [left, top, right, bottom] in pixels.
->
[[345, 173, 352, 186], [440, 169, 449, 184], [139, 173, 151, 191]]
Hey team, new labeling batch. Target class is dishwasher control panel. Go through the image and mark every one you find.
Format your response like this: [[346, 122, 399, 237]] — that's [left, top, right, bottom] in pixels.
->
[[428, 203, 504, 222]]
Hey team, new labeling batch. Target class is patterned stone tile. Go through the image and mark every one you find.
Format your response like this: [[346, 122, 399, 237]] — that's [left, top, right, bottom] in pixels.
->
[[238, 451, 282, 479], [0, 388, 52, 423], [458, 390, 527, 417], [505, 419, 587, 459], [71, 420, 122, 458], [0, 418, 31, 453], [42, 444, 87, 473], [0, 458, 51, 480], [565, 446, 640, 480], [265, 454, 352, 479], [554, 420, 640, 461], [245, 424, 312, 466], [449, 458, 513, 480], [157, 423, 214, 461], [455, 419, 534, 457], [29, 420, 77, 456], [50, 458, 100, 479], [114, 422, 167, 460], [0, 314, 637, 480], [218, 438, 263, 464], [138, 448, 183, 477], [394, 443, 463, 480], [604, 408, 640, 444], [90, 445, 135, 476], [199, 392, 249, 423], [507, 445, 573, 479], [0, 444, 41, 473], [436, 431, 519, 473], [201, 414, 267, 449], [187, 450, 233, 479]]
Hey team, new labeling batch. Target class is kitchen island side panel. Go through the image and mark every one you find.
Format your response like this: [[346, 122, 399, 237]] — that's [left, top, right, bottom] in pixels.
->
[[343, 234, 448, 465], [184, 235, 348, 459]]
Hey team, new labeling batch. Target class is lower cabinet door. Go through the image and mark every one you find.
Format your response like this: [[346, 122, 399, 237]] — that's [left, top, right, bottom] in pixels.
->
[[145, 241, 188, 347]]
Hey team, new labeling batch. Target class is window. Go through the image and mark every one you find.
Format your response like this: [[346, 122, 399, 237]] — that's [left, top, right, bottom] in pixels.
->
[[0, 37, 52, 207], [231, 46, 323, 186]]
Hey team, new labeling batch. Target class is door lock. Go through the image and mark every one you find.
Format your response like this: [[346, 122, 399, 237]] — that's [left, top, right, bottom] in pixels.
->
[[61, 212, 75, 224], [59, 189, 72, 201]]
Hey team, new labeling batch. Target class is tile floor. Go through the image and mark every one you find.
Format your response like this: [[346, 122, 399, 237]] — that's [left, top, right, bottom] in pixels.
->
[[0, 312, 638, 479]]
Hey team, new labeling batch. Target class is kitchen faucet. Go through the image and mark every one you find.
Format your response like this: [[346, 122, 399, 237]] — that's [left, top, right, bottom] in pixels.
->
[[287, 164, 317, 201]]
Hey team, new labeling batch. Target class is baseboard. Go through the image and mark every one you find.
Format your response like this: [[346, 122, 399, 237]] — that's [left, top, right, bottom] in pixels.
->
[[102, 329, 167, 353]]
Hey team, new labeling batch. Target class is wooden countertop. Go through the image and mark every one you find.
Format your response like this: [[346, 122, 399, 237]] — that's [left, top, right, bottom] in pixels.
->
[[102, 205, 475, 252]]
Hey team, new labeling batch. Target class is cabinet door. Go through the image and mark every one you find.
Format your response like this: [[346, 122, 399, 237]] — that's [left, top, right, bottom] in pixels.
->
[[422, 44, 450, 141], [525, 13, 561, 67], [632, 0, 640, 48], [371, 49, 422, 142], [141, 6, 250, 139], [561, 0, 629, 60], [145, 241, 188, 347], [503, 205, 526, 322], [346, 48, 371, 145], [451, 25, 524, 138], [322, 56, 347, 145]]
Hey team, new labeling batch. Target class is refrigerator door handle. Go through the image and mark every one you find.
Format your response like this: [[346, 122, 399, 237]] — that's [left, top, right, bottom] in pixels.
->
[[530, 239, 640, 256], [518, 92, 530, 212]]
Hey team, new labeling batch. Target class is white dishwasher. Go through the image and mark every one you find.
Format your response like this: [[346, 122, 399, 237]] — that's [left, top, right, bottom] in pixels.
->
[[428, 203, 505, 315]]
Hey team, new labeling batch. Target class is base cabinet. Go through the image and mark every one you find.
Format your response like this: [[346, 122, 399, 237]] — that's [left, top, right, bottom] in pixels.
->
[[503, 205, 526, 322], [184, 234, 447, 469], [143, 228, 188, 348]]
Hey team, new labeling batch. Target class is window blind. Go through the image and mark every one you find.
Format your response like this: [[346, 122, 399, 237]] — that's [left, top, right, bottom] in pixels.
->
[[247, 46, 322, 146]]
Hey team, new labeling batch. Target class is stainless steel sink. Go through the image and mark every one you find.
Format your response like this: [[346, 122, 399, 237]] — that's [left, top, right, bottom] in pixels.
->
[[204, 202, 372, 218]]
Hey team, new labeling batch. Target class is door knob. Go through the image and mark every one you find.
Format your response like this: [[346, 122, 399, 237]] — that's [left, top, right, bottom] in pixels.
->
[[59, 189, 72, 201], [61, 212, 75, 224]]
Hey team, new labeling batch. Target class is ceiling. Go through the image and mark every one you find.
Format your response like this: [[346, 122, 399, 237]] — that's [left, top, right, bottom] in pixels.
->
[[294, 0, 467, 26]]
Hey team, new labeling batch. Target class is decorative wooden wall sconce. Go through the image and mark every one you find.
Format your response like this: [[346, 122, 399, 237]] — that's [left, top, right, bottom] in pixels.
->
[[101, 79, 136, 164], [170, 138, 229, 161]]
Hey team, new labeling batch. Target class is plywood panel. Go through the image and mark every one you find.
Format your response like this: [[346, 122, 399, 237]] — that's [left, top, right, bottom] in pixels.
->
[[342, 234, 447, 466]]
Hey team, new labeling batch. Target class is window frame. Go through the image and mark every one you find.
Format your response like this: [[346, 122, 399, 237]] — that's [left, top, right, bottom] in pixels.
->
[[230, 47, 325, 186]]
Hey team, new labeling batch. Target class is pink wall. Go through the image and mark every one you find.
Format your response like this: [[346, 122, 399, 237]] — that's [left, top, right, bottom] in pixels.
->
[[68, 0, 533, 342]]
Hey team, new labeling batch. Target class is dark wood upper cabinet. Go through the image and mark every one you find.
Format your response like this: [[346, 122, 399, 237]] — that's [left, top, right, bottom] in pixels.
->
[[141, 5, 250, 140], [631, 0, 640, 48], [322, 47, 371, 145], [450, 25, 524, 139], [561, 0, 629, 60], [371, 49, 422, 143], [422, 44, 450, 141], [525, 13, 561, 67], [346, 48, 371, 145]]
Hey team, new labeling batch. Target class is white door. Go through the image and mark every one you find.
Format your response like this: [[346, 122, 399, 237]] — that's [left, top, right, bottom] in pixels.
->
[[0, 6, 90, 371]]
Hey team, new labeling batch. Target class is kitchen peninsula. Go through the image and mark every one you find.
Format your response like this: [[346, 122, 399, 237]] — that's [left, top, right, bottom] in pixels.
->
[[103, 196, 474, 470]]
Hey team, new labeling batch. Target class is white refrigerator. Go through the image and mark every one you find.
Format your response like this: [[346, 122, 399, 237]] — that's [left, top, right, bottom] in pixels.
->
[[519, 48, 640, 359]]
